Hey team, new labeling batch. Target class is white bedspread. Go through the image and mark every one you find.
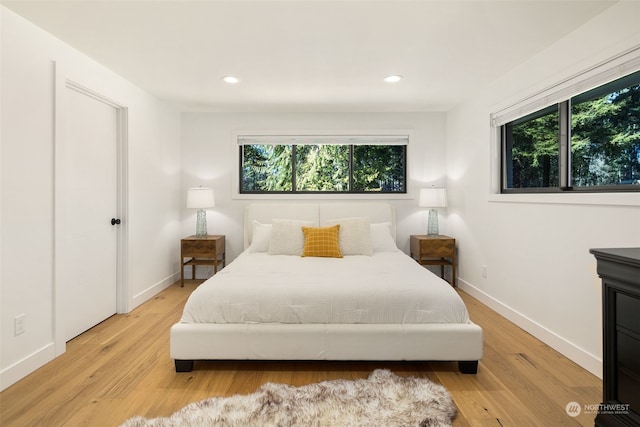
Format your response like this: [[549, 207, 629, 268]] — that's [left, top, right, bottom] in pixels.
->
[[180, 251, 470, 325]]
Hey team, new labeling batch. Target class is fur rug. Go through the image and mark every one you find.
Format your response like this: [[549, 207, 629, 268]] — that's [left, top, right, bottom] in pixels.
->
[[121, 369, 456, 427]]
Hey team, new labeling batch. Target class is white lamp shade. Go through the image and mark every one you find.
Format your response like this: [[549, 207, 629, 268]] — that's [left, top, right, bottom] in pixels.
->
[[419, 188, 447, 208], [186, 187, 215, 209]]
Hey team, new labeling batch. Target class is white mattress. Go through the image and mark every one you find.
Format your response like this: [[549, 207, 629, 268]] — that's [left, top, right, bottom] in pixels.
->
[[180, 251, 470, 325]]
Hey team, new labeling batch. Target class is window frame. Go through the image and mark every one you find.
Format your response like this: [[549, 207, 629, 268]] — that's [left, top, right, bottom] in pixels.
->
[[501, 104, 565, 193], [499, 69, 640, 194], [235, 132, 410, 197]]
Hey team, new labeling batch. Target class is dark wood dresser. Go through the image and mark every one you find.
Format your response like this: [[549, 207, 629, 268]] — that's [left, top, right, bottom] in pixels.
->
[[590, 247, 640, 427]]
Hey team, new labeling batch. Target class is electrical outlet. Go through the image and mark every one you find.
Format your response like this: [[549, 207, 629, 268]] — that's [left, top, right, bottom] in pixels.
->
[[15, 314, 26, 335], [481, 265, 488, 278]]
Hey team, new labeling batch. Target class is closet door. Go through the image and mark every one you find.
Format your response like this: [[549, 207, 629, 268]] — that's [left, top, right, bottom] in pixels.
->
[[58, 84, 119, 341]]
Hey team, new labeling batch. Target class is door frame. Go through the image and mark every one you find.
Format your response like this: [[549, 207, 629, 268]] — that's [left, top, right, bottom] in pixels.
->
[[53, 62, 129, 356]]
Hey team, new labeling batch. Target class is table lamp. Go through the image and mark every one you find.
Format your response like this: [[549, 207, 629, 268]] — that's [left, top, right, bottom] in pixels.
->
[[186, 187, 215, 237], [419, 187, 447, 236]]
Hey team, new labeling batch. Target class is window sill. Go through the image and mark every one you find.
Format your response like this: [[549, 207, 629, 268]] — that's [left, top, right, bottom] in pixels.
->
[[488, 192, 640, 207], [233, 193, 413, 201]]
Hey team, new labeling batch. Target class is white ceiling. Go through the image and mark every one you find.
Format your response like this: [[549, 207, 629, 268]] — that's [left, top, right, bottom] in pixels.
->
[[3, 0, 617, 112]]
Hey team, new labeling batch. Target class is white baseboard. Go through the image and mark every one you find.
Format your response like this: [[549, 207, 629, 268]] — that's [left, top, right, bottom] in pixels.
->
[[130, 272, 180, 311], [2, 273, 181, 392], [0, 343, 56, 391], [457, 278, 603, 379]]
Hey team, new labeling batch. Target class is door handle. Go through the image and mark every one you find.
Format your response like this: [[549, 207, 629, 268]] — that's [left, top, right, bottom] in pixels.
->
[[111, 218, 121, 226]]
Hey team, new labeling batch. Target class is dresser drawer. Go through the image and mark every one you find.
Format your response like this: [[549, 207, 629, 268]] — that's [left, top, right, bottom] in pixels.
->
[[618, 330, 640, 376], [618, 370, 640, 414], [617, 292, 640, 333]]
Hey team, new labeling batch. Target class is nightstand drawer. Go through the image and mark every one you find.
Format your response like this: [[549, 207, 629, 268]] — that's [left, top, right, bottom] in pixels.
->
[[181, 239, 216, 256], [420, 239, 455, 257]]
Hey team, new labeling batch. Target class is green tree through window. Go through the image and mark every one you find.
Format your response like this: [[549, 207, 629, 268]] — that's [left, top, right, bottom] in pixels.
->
[[240, 140, 406, 194], [242, 144, 292, 191], [571, 76, 640, 187], [505, 106, 559, 188], [296, 145, 349, 192], [502, 70, 640, 192], [353, 145, 406, 192]]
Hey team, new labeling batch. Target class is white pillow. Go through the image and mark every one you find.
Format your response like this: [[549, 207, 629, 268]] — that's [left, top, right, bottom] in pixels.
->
[[325, 217, 372, 256], [371, 222, 398, 252], [268, 219, 313, 255], [247, 221, 272, 253]]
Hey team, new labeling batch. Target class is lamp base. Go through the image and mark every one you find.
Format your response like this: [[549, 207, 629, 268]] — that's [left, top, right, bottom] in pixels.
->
[[427, 209, 439, 236], [195, 209, 208, 237]]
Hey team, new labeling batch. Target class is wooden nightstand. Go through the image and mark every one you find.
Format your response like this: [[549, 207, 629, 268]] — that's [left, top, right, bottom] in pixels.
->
[[410, 235, 456, 286], [180, 235, 225, 287]]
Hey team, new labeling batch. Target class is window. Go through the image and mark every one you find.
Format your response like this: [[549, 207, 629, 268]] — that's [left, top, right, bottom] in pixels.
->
[[239, 135, 407, 194], [571, 73, 640, 188], [501, 70, 640, 193], [503, 105, 560, 189]]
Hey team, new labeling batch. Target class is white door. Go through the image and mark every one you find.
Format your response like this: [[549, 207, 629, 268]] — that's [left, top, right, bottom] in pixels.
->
[[58, 85, 119, 341]]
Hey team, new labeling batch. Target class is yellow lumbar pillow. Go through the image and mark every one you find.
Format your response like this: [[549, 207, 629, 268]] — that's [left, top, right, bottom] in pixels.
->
[[301, 225, 343, 258]]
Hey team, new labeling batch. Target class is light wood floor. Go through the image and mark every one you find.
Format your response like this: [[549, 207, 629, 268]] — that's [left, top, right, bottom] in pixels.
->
[[1, 281, 602, 427]]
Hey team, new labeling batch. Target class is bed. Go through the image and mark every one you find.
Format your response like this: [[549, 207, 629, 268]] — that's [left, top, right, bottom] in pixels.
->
[[170, 203, 483, 374]]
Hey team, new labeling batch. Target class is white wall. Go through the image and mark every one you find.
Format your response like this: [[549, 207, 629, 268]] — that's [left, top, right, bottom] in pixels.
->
[[180, 112, 448, 268], [0, 7, 182, 390], [3, 0, 636, 393], [446, 1, 640, 378]]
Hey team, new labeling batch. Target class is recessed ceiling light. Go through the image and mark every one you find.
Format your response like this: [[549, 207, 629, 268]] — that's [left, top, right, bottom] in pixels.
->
[[222, 76, 240, 84], [384, 75, 403, 83]]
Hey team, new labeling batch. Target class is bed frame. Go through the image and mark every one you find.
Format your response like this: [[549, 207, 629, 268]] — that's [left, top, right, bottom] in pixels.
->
[[170, 203, 483, 374]]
